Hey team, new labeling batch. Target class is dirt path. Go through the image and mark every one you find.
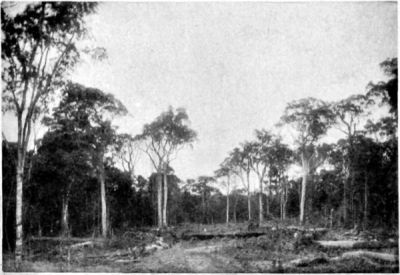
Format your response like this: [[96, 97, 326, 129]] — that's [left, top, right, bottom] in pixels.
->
[[131, 241, 244, 272]]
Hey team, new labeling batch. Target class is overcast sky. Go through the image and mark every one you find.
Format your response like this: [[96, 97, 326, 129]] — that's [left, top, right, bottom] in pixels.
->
[[2, 1, 397, 182]]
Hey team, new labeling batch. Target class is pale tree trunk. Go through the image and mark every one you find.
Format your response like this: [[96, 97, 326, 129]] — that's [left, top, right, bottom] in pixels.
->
[[130, 170, 135, 185], [247, 190, 251, 221], [38, 222, 42, 237], [61, 191, 70, 236], [280, 176, 285, 220], [157, 173, 163, 228], [99, 162, 107, 238], [162, 170, 168, 227], [202, 191, 206, 223], [246, 171, 251, 221], [280, 177, 283, 220], [266, 178, 270, 216], [283, 177, 288, 220], [341, 156, 349, 227], [15, 162, 24, 264], [258, 177, 263, 224], [300, 154, 309, 225], [226, 175, 230, 224], [343, 181, 348, 226], [15, 112, 29, 266]]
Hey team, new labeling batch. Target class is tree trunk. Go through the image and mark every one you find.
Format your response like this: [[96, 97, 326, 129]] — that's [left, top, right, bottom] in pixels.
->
[[364, 175, 368, 230], [61, 193, 70, 236], [300, 155, 309, 225], [341, 156, 349, 227], [92, 199, 96, 236], [350, 188, 355, 228], [99, 162, 107, 238], [247, 190, 251, 221], [15, 162, 24, 264], [283, 178, 288, 220], [202, 191, 206, 224], [351, 172, 356, 228], [258, 178, 264, 223], [38, 222, 42, 237], [343, 185, 347, 226], [280, 177, 283, 220], [266, 179, 270, 216], [157, 173, 163, 228], [247, 172, 251, 221], [163, 170, 168, 227], [233, 194, 238, 223], [226, 175, 230, 224]]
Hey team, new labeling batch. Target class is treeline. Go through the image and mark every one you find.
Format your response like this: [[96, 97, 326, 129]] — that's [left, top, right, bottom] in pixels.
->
[[212, 58, 398, 229], [1, 2, 397, 263], [2, 141, 297, 251], [3, 57, 397, 253]]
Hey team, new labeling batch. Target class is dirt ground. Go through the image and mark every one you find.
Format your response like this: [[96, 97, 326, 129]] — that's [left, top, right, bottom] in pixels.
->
[[3, 223, 399, 273]]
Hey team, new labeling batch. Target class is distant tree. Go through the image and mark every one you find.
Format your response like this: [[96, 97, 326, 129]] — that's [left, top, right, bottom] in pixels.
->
[[187, 176, 218, 224], [331, 94, 370, 226], [363, 117, 397, 228], [246, 130, 274, 223], [367, 58, 398, 115], [267, 138, 293, 220], [138, 107, 197, 228], [1, 2, 97, 262], [215, 160, 233, 224], [230, 187, 247, 223], [226, 146, 253, 221], [365, 116, 397, 141], [113, 133, 141, 184], [181, 179, 201, 223], [280, 98, 335, 224]]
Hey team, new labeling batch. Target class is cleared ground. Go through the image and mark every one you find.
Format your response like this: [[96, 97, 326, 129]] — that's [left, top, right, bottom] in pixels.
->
[[3, 222, 399, 272]]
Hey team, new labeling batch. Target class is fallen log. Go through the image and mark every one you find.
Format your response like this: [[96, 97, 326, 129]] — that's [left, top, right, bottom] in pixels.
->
[[181, 231, 266, 240], [286, 251, 398, 269], [68, 241, 94, 249], [286, 225, 328, 233], [114, 258, 140, 263], [28, 236, 104, 243], [288, 255, 329, 267], [333, 250, 399, 263], [315, 240, 398, 249]]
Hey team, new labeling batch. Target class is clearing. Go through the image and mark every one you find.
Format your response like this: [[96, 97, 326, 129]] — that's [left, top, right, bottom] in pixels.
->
[[3, 222, 399, 273]]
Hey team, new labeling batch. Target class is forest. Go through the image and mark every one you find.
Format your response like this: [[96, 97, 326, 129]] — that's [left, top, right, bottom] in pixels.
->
[[1, 2, 398, 273]]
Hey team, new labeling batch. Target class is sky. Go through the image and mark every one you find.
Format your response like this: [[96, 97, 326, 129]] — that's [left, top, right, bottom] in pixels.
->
[[2, 1, 397, 184]]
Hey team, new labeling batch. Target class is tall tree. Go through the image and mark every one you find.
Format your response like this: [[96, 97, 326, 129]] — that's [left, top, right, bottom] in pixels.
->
[[1, 2, 97, 263], [280, 98, 334, 224], [227, 146, 253, 221], [267, 138, 293, 220], [331, 94, 370, 226], [47, 82, 127, 237], [187, 176, 218, 224], [248, 129, 274, 224], [215, 160, 232, 224], [138, 107, 196, 228], [37, 125, 92, 237]]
